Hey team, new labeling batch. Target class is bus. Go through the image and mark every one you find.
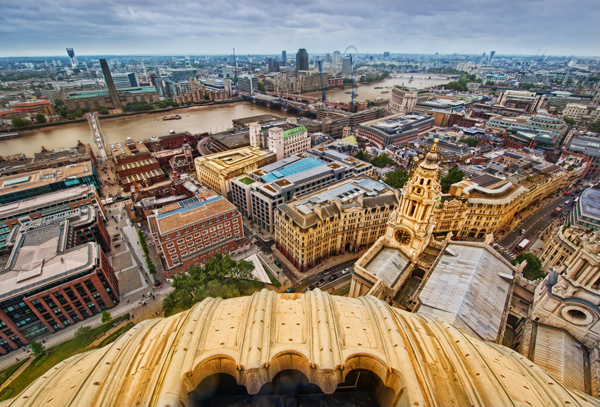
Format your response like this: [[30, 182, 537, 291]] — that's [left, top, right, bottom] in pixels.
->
[[513, 239, 530, 253]]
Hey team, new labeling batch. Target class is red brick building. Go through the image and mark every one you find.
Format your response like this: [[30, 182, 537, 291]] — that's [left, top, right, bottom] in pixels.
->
[[148, 190, 249, 278], [0, 209, 118, 353]]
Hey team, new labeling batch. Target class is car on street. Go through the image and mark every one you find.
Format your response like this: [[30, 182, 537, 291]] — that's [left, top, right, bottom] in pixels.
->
[[286, 288, 295, 293], [521, 229, 526, 235], [316, 279, 326, 287], [342, 268, 350, 274], [274, 261, 281, 267], [329, 274, 338, 282], [303, 285, 315, 292], [565, 200, 570, 205], [323, 269, 333, 275]]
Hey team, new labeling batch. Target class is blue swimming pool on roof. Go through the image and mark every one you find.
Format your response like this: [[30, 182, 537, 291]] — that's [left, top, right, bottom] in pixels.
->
[[262, 157, 325, 182]]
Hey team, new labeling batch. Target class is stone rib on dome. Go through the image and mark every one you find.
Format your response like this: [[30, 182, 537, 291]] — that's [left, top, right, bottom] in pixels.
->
[[2, 289, 598, 407]]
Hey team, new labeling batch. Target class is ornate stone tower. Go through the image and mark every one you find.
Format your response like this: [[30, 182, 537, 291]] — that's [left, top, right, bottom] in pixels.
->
[[268, 127, 285, 161], [382, 139, 441, 260]]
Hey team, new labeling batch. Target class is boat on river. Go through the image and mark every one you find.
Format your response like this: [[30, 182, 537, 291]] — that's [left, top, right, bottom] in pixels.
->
[[163, 115, 182, 121], [0, 132, 21, 140]]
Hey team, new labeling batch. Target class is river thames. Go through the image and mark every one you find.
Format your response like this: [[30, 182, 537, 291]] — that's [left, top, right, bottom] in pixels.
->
[[2, 103, 288, 157]]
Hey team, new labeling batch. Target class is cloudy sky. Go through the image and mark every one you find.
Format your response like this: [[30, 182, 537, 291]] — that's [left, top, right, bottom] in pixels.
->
[[1, 0, 599, 57]]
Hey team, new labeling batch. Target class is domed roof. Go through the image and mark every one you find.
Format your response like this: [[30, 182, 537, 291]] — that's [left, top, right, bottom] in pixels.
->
[[3, 290, 598, 406]]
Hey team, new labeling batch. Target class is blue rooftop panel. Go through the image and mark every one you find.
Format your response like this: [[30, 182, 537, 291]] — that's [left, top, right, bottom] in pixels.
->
[[262, 157, 325, 183], [157, 196, 222, 220]]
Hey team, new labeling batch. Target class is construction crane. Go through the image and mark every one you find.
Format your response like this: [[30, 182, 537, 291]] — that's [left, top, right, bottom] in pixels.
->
[[344, 46, 358, 112], [316, 60, 326, 106], [233, 48, 239, 96], [532, 49, 541, 63], [540, 49, 547, 60]]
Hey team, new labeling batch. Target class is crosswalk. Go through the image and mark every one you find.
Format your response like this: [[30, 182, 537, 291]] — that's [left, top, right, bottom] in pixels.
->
[[491, 243, 517, 261]]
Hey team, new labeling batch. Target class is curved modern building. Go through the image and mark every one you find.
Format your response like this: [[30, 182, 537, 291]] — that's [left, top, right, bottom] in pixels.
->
[[569, 188, 600, 230], [2, 290, 598, 406]]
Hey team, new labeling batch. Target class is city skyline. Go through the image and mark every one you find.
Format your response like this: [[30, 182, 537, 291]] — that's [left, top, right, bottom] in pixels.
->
[[1, 0, 599, 57]]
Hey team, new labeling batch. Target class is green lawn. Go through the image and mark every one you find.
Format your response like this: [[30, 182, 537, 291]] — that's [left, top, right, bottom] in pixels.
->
[[238, 177, 256, 185], [97, 322, 135, 348], [0, 358, 29, 388], [0, 314, 129, 401], [264, 268, 281, 288], [334, 287, 351, 296]]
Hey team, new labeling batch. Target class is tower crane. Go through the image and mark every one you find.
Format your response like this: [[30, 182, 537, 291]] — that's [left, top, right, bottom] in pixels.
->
[[316, 60, 326, 106], [344, 46, 358, 112]]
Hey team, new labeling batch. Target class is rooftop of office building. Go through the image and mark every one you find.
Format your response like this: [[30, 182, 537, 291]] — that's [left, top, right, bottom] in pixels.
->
[[579, 188, 600, 220], [0, 185, 97, 219], [151, 190, 236, 235], [195, 147, 275, 174], [0, 209, 100, 301], [0, 161, 95, 197], [362, 113, 433, 135], [277, 177, 396, 229]]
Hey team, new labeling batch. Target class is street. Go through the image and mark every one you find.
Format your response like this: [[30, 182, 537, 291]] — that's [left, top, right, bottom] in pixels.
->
[[497, 191, 579, 260], [292, 259, 356, 292]]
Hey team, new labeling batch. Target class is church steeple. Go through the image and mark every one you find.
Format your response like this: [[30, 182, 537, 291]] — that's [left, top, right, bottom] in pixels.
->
[[383, 139, 441, 259]]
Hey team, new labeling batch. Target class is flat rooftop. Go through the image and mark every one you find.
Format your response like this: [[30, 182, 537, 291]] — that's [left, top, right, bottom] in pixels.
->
[[262, 157, 325, 183], [0, 185, 96, 219], [0, 161, 94, 197], [367, 114, 432, 135], [580, 188, 600, 220], [0, 212, 99, 301], [154, 193, 236, 234]]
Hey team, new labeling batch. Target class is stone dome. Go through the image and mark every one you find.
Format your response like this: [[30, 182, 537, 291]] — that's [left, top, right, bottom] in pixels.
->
[[2, 289, 598, 406]]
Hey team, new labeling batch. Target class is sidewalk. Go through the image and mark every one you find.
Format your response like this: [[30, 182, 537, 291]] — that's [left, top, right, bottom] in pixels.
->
[[274, 248, 364, 284]]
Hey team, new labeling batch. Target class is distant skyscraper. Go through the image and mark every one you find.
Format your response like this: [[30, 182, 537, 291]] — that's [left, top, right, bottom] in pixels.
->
[[342, 56, 352, 75], [281, 50, 286, 66], [332, 51, 341, 65], [296, 48, 308, 72], [489, 51, 496, 63], [383, 52, 390, 58], [268, 57, 279, 73], [66, 48, 77, 68], [325, 53, 331, 63], [99, 59, 122, 110]]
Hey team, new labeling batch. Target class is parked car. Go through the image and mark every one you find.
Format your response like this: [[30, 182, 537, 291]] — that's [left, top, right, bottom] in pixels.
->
[[341, 268, 350, 274], [274, 260, 281, 267], [323, 269, 333, 275], [286, 287, 295, 293], [316, 279, 326, 287], [308, 285, 315, 291], [329, 274, 338, 282]]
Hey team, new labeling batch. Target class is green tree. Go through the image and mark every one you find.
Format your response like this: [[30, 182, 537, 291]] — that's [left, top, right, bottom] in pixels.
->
[[385, 170, 409, 189], [563, 116, 576, 126], [590, 120, 600, 134], [519, 82, 536, 90], [355, 150, 371, 162], [54, 98, 65, 108], [203, 95, 210, 101], [371, 153, 395, 168], [440, 167, 465, 193], [29, 340, 45, 358], [35, 113, 46, 124], [163, 254, 256, 315], [101, 311, 112, 323], [257, 82, 266, 92], [491, 87, 498, 92], [442, 81, 468, 92], [97, 106, 108, 115], [485, 81, 495, 86], [512, 252, 544, 280], [74, 325, 91, 338], [11, 117, 31, 127], [460, 137, 479, 147]]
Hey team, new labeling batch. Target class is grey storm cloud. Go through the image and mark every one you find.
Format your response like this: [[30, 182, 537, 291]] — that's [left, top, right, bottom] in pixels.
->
[[0, 0, 599, 56]]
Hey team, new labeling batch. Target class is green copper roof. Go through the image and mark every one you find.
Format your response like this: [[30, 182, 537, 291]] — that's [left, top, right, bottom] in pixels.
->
[[283, 125, 307, 139]]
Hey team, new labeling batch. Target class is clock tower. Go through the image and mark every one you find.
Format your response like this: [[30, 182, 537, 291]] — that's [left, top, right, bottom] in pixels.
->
[[383, 139, 441, 260]]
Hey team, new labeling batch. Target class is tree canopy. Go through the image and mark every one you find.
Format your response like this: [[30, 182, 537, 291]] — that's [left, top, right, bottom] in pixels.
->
[[440, 167, 465, 193], [591, 120, 600, 134], [371, 153, 395, 168], [355, 150, 371, 162], [519, 82, 536, 90], [460, 137, 479, 147], [163, 254, 257, 316], [54, 98, 65, 108], [29, 340, 45, 358], [385, 169, 409, 190], [11, 117, 31, 128], [101, 311, 112, 323], [563, 116, 576, 126], [257, 82, 266, 92], [512, 252, 544, 280], [35, 113, 46, 124]]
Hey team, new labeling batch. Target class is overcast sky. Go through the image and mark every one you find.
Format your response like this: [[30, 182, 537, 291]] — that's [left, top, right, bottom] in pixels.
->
[[1, 0, 599, 58]]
